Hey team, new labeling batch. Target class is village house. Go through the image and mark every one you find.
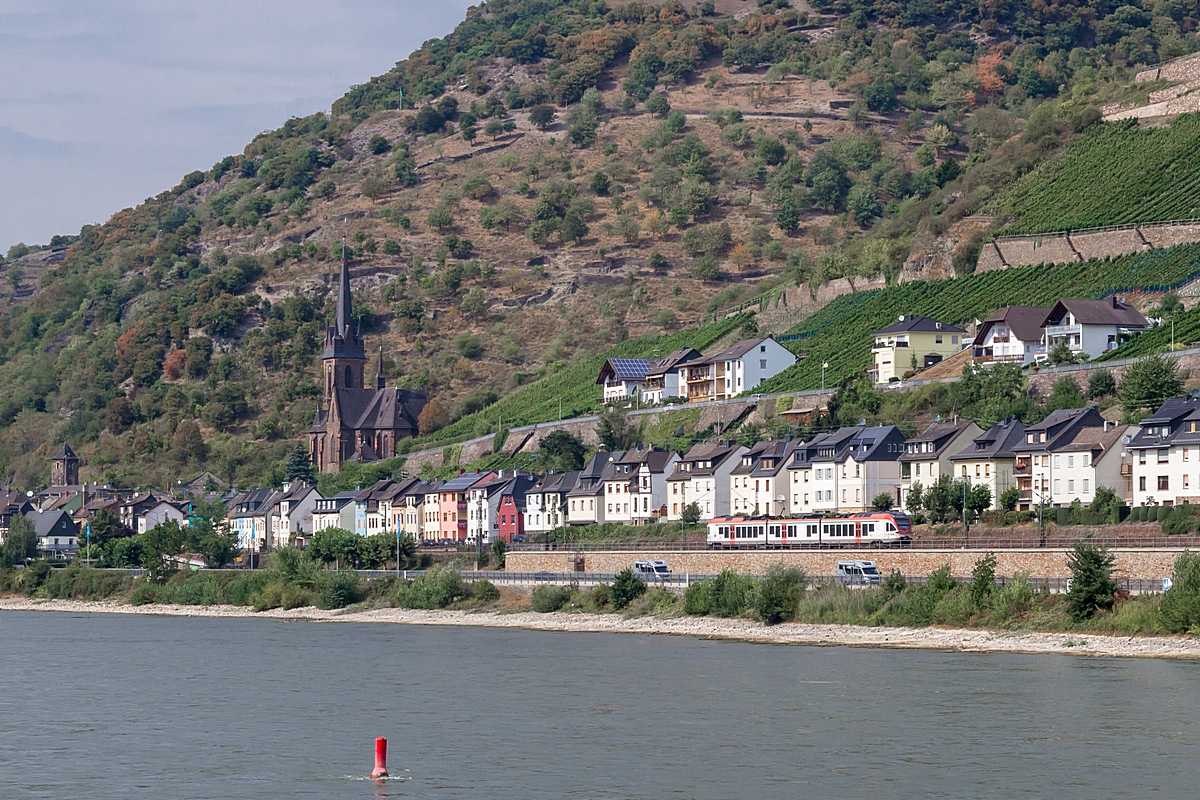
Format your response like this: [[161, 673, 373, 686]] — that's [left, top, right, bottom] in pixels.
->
[[787, 427, 906, 514], [642, 348, 704, 404], [268, 481, 319, 548], [948, 419, 1028, 509], [227, 488, 276, 550], [0, 489, 35, 543], [898, 417, 984, 508], [30, 509, 78, 558], [566, 452, 616, 524], [524, 471, 579, 537], [312, 492, 356, 533], [1126, 397, 1200, 507], [1039, 297, 1150, 360], [439, 471, 491, 542], [466, 471, 518, 545], [496, 474, 540, 542], [683, 337, 797, 402], [665, 442, 747, 521], [1013, 407, 1135, 509], [729, 438, 797, 517], [973, 306, 1052, 365], [871, 316, 965, 385]]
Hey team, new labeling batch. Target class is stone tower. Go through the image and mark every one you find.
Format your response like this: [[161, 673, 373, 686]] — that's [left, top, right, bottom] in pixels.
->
[[321, 238, 366, 404], [51, 442, 79, 487]]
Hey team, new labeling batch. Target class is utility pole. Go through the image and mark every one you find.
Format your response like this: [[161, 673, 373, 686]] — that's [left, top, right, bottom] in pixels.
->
[[962, 479, 969, 548], [476, 492, 485, 571]]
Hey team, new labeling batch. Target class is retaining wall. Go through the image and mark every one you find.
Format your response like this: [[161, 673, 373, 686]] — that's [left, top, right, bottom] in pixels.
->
[[978, 223, 1200, 272], [1136, 52, 1200, 83], [506, 548, 1181, 579]]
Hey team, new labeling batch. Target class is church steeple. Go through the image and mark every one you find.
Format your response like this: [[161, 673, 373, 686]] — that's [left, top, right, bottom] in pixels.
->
[[375, 344, 386, 389], [322, 236, 366, 402]]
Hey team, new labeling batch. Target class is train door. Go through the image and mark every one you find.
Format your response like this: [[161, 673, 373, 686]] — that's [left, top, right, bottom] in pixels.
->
[[855, 521, 862, 546]]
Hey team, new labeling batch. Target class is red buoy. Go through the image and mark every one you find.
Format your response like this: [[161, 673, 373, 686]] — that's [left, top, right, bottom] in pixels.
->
[[371, 737, 388, 778]]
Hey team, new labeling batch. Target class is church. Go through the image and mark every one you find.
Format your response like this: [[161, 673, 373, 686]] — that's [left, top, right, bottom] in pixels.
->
[[308, 247, 428, 473]]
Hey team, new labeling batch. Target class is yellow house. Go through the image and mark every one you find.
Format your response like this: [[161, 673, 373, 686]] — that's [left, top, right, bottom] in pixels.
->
[[871, 315, 965, 385]]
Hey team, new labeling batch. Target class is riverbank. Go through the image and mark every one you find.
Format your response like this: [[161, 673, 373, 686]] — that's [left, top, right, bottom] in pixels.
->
[[4, 597, 1199, 659]]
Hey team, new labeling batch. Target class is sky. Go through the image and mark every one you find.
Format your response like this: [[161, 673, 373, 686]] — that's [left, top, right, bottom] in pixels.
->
[[0, 0, 473, 253]]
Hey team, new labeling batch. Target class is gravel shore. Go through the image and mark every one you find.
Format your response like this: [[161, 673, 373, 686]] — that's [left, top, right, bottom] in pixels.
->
[[3, 597, 1198, 659]]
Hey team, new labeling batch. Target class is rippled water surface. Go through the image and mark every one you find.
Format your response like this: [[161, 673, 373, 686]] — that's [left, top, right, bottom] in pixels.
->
[[1, 611, 1198, 798]]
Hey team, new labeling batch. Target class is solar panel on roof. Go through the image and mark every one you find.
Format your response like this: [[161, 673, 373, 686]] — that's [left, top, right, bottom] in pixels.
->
[[609, 358, 652, 378]]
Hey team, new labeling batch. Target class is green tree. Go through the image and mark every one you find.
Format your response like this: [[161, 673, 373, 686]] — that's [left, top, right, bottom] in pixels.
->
[[999, 486, 1020, 512], [1066, 542, 1117, 621], [88, 508, 133, 546], [567, 105, 599, 146], [368, 134, 391, 155], [1045, 375, 1084, 412], [906, 481, 924, 513], [681, 502, 702, 525], [529, 104, 557, 130], [775, 195, 801, 235], [484, 118, 504, 140], [872, 492, 894, 511], [173, 419, 208, 462], [539, 430, 586, 471], [611, 568, 647, 610], [1, 514, 38, 565], [1160, 551, 1200, 633], [968, 552, 997, 608], [307, 527, 361, 570], [1119, 355, 1185, 418], [1046, 340, 1080, 365], [1087, 369, 1117, 399], [459, 287, 488, 319], [644, 92, 671, 116], [284, 446, 316, 485], [141, 520, 186, 582], [597, 406, 637, 450], [560, 210, 588, 243]]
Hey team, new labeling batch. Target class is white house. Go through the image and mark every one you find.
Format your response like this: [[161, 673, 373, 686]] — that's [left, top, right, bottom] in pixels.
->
[[596, 358, 654, 403], [1127, 397, 1200, 507], [1039, 297, 1149, 360], [973, 306, 1051, 365], [642, 348, 704, 404], [1013, 407, 1135, 509], [682, 337, 797, 402], [787, 427, 906, 514], [525, 471, 579, 536], [227, 488, 276, 550], [268, 481, 319, 548], [30, 509, 78, 558], [665, 442, 746, 521], [730, 438, 797, 517], [625, 448, 680, 523]]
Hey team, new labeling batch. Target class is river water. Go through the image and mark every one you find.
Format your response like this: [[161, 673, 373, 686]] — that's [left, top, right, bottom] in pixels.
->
[[1, 612, 1198, 799]]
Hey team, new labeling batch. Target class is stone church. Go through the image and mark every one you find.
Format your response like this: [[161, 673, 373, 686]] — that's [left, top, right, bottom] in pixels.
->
[[308, 249, 428, 473]]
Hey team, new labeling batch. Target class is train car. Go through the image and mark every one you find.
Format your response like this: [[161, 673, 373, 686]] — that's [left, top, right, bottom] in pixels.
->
[[706, 511, 911, 549]]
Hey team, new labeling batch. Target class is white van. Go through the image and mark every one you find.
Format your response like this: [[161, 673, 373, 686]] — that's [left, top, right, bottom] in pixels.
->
[[633, 560, 671, 579], [836, 560, 881, 586]]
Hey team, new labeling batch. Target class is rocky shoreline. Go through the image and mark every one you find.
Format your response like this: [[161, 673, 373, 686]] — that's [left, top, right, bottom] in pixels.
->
[[3, 597, 1199, 659]]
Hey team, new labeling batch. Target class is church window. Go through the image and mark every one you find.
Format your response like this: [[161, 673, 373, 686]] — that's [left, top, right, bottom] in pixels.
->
[[345, 365, 353, 387]]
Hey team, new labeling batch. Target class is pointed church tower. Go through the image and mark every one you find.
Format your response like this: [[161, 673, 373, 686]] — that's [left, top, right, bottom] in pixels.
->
[[322, 237, 366, 403], [51, 442, 79, 487], [375, 344, 387, 389]]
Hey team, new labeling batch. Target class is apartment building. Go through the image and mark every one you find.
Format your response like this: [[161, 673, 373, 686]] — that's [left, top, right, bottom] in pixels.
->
[[787, 426, 906, 513], [439, 471, 494, 542], [642, 348, 704, 404], [524, 471, 579, 536], [312, 492, 356, 533], [683, 337, 797, 402], [948, 419, 1027, 509], [1040, 297, 1150, 360], [899, 418, 983, 507], [566, 452, 616, 524], [1127, 397, 1200, 507], [665, 442, 747, 521], [1013, 407, 1135, 509]]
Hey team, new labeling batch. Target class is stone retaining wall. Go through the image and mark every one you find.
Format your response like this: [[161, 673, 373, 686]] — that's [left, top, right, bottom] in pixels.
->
[[977, 224, 1200, 273], [506, 548, 1180, 579]]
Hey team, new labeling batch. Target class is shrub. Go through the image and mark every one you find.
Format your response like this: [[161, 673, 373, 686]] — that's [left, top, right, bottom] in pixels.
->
[[590, 583, 612, 609], [754, 564, 806, 624], [968, 553, 997, 609], [611, 568, 647, 610], [319, 570, 361, 609], [531, 584, 571, 612], [685, 569, 755, 617], [473, 579, 500, 603], [1066, 542, 1117, 621], [878, 564, 955, 626], [990, 572, 1036, 627], [395, 567, 469, 609], [131, 584, 157, 606], [626, 587, 682, 618], [880, 569, 907, 602], [1160, 552, 1200, 633]]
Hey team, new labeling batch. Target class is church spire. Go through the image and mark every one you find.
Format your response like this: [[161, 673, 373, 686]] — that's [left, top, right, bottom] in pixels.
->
[[376, 344, 386, 389], [336, 236, 353, 338]]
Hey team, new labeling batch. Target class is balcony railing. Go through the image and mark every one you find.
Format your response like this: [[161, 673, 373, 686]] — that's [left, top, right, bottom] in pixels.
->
[[1017, 490, 1032, 501], [1013, 462, 1032, 476], [1121, 464, 1133, 476]]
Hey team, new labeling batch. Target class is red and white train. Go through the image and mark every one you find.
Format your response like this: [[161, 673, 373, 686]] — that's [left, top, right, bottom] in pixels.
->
[[706, 511, 912, 549]]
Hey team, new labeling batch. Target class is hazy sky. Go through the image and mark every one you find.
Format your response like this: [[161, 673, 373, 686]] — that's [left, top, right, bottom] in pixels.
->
[[0, 1, 472, 252]]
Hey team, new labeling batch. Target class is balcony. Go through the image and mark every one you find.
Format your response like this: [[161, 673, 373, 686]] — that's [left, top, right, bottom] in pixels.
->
[[1017, 490, 1032, 502], [1044, 323, 1081, 339], [1121, 464, 1133, 476], [1013, 462, 1032, 476]]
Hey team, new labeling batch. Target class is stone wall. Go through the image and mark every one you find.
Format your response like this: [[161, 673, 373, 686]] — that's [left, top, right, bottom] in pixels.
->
[[977, 223, 1200, 273], [1024, 350, 1200, 395], [1136, 52, 1200, 83], [1070, 228, 1149, 261], [506, 548, 1180, 579]]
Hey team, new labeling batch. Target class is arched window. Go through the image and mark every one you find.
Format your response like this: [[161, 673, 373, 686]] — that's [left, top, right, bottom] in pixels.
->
[[345, 365, 353, 387]]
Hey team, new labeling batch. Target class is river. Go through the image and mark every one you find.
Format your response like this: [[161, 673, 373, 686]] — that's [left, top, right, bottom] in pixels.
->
[[1, 611, 1197, 798]]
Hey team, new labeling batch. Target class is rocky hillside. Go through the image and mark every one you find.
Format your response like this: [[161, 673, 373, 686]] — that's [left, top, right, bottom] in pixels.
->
[[0, 0, 1196, 489]]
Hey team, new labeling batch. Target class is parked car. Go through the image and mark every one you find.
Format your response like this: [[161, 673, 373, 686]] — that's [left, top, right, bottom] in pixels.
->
[[511, 534, 527, 543]]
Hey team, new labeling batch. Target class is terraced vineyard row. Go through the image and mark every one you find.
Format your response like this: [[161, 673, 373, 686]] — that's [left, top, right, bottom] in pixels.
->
[[755, 243, 1200, 393], [1100, 304, 1200, 361], [995, 114, 1200, 235]]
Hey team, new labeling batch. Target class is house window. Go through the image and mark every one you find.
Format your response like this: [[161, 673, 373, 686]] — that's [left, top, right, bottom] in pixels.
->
[[1068, 480, 1074, 493], [951, 335, 958, 344], [935, 335, 943, 344], [1159, 476, 1170, 491], [1083, 479, 1090, 493], [759, 359, 767, 370], [1053, 455, 1060, 469], [1053, 479, 1060, 494], [1068, 455, 1074, 468], [985, 464, 991, 477], [1185, 448, 1190, 462], [1139, 451, 1147, 465], [1159, 449, 1170, 464], [842, 489, 847, 502]]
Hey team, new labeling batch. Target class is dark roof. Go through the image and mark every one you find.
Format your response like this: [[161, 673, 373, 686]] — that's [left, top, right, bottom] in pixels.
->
[[51, 443, 77, 460], [668, 443, 744, 478], [1013, 407, 1107, 452], [977, 306, 1052, 344], [950, 419, 1027, 461], [700, 337, 779, 364], [1044, 297, 1149, 329], [29, 509, 77, 537], [1128, 397, 1200, 449], [337, 388, 426, 435], [440, 471, 495, 492], [901, 419, 978, 462], [788, 426, 906, 465], [596, 358, 653, 384], [646, 348, 704, 378], [872, 316, 965, 336]]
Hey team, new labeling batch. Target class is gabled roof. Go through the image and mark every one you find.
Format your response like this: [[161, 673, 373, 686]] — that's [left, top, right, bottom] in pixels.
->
[[645, 348, 704, 378], [580, 451, 621, 479], [1013, 407, 1107, 452], [1044, 297, 1149, 329], [873, 315, 965, 336], [700, 337, 781, 364], [977, 306, 1052, 344], [596, 358, 653, 384], [440, 471, 496, 492], [901, 419, 978, 462], [29, 509, 77, 537], [668, 443, 744, 478], [950, 419, 1027, 461]]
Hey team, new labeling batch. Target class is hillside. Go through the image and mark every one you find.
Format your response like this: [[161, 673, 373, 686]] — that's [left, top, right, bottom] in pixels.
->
[[0, 0, 1197, 490]]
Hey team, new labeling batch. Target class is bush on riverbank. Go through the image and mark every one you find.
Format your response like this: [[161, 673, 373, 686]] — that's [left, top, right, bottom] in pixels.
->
[[532, 584, 571, 612], [393, 567, 499, 610]]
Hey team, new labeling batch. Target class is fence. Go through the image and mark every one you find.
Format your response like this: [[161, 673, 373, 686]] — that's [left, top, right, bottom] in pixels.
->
[[508, 534, 1200, 552]]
